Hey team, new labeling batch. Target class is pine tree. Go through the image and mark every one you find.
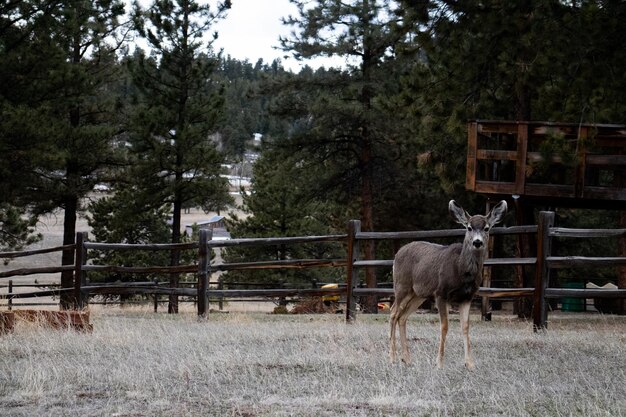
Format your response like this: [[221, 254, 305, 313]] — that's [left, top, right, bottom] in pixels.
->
[[87, 184, 172, 284], [398, 0, 626, 196], [130, 0, 232, 312], [278, 0, 414, 312], [224, 143, 345, 288], [0, 0, 127, 307], [0, 204, 41, 253]]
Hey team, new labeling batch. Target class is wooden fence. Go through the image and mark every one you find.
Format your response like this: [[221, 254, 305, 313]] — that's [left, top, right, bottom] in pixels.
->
[[0, 244, 75, 306], [1, 212, 626, 330], [532, 211, 626, 329]]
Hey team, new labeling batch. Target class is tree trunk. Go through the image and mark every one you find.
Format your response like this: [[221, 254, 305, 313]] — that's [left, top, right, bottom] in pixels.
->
[[358, 0, 378, 314], [514, 0, 532, 122], [617, 210, 626, 315], [360, 138, 378, 314], [168, 184, 183, 314], [60, 194, 78, 310], [60, 22, 84, 310], [167, 180, 183, 314]]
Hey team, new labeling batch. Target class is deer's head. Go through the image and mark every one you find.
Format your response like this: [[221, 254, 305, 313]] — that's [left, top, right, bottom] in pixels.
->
[[449, 200, 508, 251]]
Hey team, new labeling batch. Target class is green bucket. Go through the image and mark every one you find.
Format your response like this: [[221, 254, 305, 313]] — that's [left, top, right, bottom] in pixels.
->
[[561, 282, 584, 312]]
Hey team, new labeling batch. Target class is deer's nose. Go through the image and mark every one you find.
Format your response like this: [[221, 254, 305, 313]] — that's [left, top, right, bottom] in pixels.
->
[[472, 239, 483, 248]]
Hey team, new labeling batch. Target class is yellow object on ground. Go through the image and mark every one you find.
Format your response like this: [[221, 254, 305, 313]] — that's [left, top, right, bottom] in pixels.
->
[[321, 283, 340, 302]]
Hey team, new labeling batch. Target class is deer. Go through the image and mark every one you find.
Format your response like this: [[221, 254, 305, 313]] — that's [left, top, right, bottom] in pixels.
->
[[389, 199, 507, 369]]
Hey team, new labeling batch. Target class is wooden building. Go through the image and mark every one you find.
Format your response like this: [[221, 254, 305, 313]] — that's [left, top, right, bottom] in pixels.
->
[[465, 120, 626, 316], [466, 120, 626, 208]]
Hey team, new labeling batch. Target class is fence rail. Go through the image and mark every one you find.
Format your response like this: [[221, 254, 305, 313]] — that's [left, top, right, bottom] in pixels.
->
[[1, 214, 624, 329]]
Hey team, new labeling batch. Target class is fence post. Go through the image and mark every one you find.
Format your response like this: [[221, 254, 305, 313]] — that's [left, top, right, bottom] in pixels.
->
[[218, 278, 224, 311], [153, 278, 159, 313], [8, 280, 12, 311], [533, 211, 554, 331], [346, 220, 361, 323], [74, 232, 88, 310], [197, 229, 211, 318]]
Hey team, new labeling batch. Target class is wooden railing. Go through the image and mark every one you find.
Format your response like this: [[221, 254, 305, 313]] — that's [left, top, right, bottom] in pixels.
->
[[532, 211, 626, 329], [2, 217, 625, 330]]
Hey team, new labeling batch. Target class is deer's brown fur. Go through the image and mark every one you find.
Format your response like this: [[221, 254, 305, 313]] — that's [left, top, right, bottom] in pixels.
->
[[389, 200, 507, 369]]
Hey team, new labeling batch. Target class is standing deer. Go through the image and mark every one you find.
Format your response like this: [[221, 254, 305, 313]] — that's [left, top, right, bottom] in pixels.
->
[[389, 200, 507, 369]]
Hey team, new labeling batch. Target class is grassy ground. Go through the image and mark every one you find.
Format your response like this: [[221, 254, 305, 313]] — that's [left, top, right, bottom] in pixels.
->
[[0, 310, 624, 417]]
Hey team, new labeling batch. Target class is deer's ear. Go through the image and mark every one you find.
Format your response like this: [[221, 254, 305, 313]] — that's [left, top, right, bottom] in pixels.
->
[[449, 200, 469, 226], [487, 200, 508, 226]]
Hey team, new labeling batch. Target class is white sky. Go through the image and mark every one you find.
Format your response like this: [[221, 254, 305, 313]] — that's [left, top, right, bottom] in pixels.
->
[[130, 0, 345, 71], [211, 0, 344, 71]]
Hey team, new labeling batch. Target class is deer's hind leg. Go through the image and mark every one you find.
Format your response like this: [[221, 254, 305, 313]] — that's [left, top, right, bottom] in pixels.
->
[[390, 293, 426, 364], [389, 292, 412, 363]]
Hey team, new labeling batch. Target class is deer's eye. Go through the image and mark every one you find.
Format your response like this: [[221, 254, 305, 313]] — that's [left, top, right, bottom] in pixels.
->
[[467, 226, 473, 231], [484, 226, 490, 232]]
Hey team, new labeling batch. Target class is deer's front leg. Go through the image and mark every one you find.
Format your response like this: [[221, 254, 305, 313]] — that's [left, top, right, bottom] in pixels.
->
[[435, 297, 449, 369], [459, 300, 475, 370], [389, 303, 399, 363]]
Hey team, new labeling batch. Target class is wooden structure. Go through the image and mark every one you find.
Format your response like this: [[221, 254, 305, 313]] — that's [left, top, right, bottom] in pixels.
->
[[466, 120, 626, 208], [2, 220, 626, 331], [466, 120, 626, 316]]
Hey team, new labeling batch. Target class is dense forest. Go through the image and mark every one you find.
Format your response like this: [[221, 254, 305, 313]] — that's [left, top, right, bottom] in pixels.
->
[[1, 1, 625, 309]]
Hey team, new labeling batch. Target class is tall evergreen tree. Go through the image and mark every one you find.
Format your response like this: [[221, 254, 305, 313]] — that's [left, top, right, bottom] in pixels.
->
[[0, 0, 127, 306], [0, 0, 58, 251], [224, 143, 345, 287], [87, 184, 172, 284], [130, 0, 232, 312], [278, 0, 414, 311], [214, 56, 291, 158]]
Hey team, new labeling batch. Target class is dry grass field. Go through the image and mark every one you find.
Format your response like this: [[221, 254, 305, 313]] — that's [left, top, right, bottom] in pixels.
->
[[1, 310, 624, 417]]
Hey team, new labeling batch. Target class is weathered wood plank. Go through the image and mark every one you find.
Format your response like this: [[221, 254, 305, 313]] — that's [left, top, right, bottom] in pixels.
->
[[212, 259, 347, 271], [0, 288, 74, 299], [533, 211, 554, 331], [476, 149, 518, 161], [0, 265, 74, 279], [0, 244, 75, 259], [207, 234, 347, 248], [478, 287, 535, 298], [346, 220, 360, 322], [550, 227, 626, 238], [473, 180, 517, 195], [545, 288, 626, 299], [547, 256, 626, 268], [82, 264, 197, 274], [586, 154, 626, 166], [84, 242, 198, 251], [197, 229, 210, 318], [466, 122, 477, 190], [352, 258, 536, 268], [82, 285, 196, 297]]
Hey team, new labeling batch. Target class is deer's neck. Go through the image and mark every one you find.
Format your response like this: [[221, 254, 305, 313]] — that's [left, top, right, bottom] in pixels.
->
[[458, 245, 486, 283]]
